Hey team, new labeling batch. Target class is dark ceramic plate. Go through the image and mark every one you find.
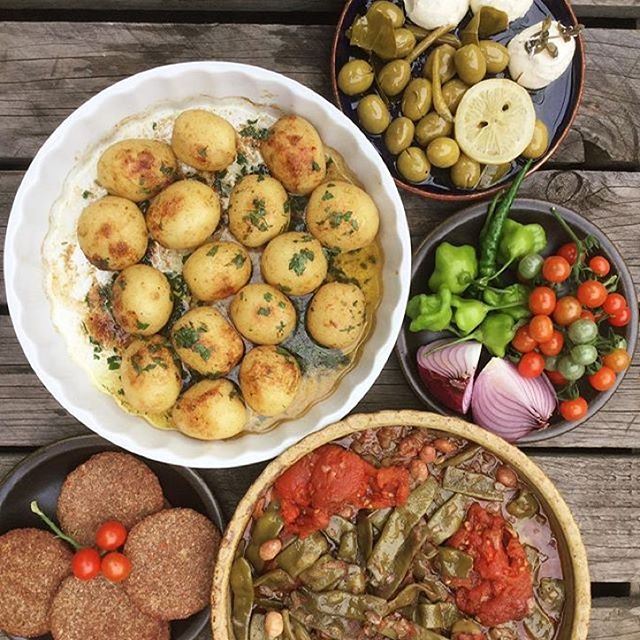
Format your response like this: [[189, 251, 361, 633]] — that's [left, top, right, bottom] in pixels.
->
[[0, 434, 225, 640], [396, 199, 638, 443], [332, 0, 585, 202]]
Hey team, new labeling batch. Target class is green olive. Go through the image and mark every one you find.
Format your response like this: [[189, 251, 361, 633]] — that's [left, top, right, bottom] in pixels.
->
[[337, 59, 375, 96], [441, 79, 468, 115], [423, 44, 457, 83], [397, 147, 431, 183], [357, 94, 391, 135], [415, 112, 453, 147], [479, 40, 510, 74], [522, 119, 550, 160], [426, 136, 460, 169], [377, 59, 411, 96], [393, 28, 416, 58], [454, 44, 487, 85], [385, 117, 415, 155], [401, 78, 432, 121], [450, 154, 481, 189], [368, 0, 404, 28]]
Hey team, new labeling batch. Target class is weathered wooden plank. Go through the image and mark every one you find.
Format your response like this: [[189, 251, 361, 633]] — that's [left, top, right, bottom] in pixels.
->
[[0, 23, 637, 165]]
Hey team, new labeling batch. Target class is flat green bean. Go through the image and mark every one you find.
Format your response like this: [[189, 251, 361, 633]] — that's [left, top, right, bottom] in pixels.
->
[[276, 532, 328, 578], [437, 547, 473, 579], [230, 557, 254, 640], [299, 555, 347, 592], [301, 590, 387, 621], [356, 511, 374, 563], [254, 569, 296, 597], [437, 445, 481, 468], [246, 507, 284, 572], [425, 493, 469, 544], [416, 603, 461, 630], [442, 466, 504, 501], [338, 530, 359, 563], [379, 616, 449, 640], [524, 603, 555, 640], [324, 515, 356, 544], [249, 613, 266, 640]]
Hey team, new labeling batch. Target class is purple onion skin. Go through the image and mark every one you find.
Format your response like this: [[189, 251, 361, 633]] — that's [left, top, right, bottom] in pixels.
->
[[418, 365, 472, 414]]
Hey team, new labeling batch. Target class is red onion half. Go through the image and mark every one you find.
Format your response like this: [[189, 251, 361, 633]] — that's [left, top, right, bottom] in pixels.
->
[[472, 358, 557, 442], [417, 340, 482, 414]]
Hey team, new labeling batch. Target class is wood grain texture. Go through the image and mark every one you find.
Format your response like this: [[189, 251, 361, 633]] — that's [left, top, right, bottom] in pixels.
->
[[0, 23, 638, 166]]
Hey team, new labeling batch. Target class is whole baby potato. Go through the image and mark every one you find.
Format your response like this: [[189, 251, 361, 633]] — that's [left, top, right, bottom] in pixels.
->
[[112, 264, 173, 336], [228, 174, 289, 247], [146, 179, 221, 250], [229, 283, 297, 345], [171, 109, 237, 172], [306, 181, 380, 252], [182, 241, 251, 302], [172, 378, 246, 440], [260, 232, 328, 296], [239, 346, 302, 416], [97, 139, 177, 202], [261, 115, 326, 195], [77, 195, 148, 271], [306, 282, 367, 350], [120, 336, 182, 414], [170, 307, 244, 376]]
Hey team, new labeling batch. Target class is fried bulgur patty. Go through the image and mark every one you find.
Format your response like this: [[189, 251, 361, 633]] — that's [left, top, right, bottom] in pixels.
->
[[123, 508, 220, 620], [0, 528, 73, 637], [57, 452, 164, 546]]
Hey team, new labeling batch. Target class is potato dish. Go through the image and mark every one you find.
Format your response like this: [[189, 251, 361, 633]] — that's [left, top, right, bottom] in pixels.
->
[[43, 98, 383, 441]]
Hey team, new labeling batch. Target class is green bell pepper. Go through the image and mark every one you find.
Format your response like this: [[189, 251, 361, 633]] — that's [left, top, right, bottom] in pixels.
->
[[428, 243, 478, 294], [406, 289, 453, 333], [451, 295, 489, 335], [482, 283, 532, 321], [498, 219, 547, 266]]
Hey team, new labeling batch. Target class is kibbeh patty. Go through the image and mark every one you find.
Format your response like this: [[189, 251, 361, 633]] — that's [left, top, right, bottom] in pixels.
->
[[0, 528, 73, 637], [50, 575, 166, 640], [123, 508, 220, 620], [57, 452, 164, 546]]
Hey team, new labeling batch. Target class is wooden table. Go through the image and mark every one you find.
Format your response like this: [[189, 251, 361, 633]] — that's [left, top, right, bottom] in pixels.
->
[[0, 1, 639, 637]]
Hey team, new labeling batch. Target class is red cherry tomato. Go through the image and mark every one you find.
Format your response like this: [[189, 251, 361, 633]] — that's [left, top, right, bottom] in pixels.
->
[[588, 366, 617, 392], [580, 310, 595, 322], [96, 520, 128, 552], [589, 256, 610, 277], [553, 296, 582, 326], [603, 293, 627, 315], [512, 326, 538, 353], [559, 397, 588, 421], [557, 242, 578, 265], [518, 352, 545, 378], [577, 280, 608, 308], [542, 256, 571, 283], [609, 306, 632, 327], [72, 548, 101, 581], [528, 315, 554, 343], [603, 348, 631, 373], [101, 552, 132, 583], [546, 370, 567, 386], [529, 286, 557, 316], [539, 330, 564, 357]]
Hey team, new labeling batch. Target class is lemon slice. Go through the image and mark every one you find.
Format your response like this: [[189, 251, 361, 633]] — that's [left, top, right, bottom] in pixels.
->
[[455, 79, 536, 165]]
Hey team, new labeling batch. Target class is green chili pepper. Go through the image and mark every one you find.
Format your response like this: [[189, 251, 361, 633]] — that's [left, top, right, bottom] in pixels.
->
[[428, 243, 478, 294], [498, 218, 547, 266], [406, 289, 453, 333], [230, 557, 254, 640], [451, 295, 490, 334], [443, 466, 504, 501]]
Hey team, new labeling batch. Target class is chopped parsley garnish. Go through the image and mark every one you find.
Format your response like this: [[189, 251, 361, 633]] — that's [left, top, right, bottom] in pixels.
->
[[160, 163, 175, 177], [289, 248, 315, 276], [276, 321, 287, 336], [263, 292, 274, 302], [82, 190, 93, 199], [136, 320, 150, 330], [258, 306, 271, 316], [173, 323, 211, 361], [237, 152, 248, 165], [311, 160, 321, 171], [107, 355, 122, 370], [325, 210, 359, 231], [197, 146, 208, 159], [230, 253, 247, 268], [321, 190, 334, 201], [239, 119, 270, 140], [244, 198, 270, 232], [207, 245, 219, 258]]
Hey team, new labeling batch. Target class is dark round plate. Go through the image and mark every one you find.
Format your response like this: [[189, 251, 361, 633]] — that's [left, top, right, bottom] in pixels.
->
[[331, 0, 586, 202], [0, 434, 225, 640], [396, 198, 638, 443]]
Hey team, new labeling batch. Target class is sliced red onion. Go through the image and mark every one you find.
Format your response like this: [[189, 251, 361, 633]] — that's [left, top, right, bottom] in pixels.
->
[[472, 358, 557, 442], [417, 340, 482, 414]]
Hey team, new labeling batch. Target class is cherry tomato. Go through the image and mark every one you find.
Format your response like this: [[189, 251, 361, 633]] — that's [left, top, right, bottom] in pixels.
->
[[609, 306, 632, 327], [518, 352, 545, 378], [603, 293, 627, 315], [588, 366, 617, 391], [101, 552, 132, 583], [512, 326, 538, 353], [603, 348, 631, 373], [559, 397, 588, 421], [553, 296, 582, 326], [539, 330, 564, 357], [580, 310, 595, 322], [96, 520, 128, 552], [528, 315, 554, 343], [557, 242, 578, 265], [72, 548, 101, 581], [529, 286, 557, 316], [542, 255, 571, 283], [589, 256, 610, 277], [546, 370, 567, 386], [577, 280, 608, 308]]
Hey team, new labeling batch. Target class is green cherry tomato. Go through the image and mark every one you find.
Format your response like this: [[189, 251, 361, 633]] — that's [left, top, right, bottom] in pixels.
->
[[567, 319, 598, 345], [557, 356, 586, 382], [570, 344, 599, 366], [612, 335, 628, 351], [518, 253, 544, 280], [545, 355, 558, 372]]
